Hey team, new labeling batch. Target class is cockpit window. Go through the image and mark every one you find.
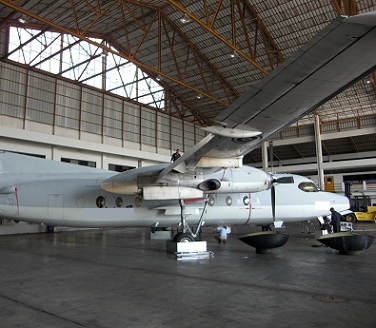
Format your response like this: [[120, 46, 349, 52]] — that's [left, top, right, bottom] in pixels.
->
[[298, 182, 319, 192]]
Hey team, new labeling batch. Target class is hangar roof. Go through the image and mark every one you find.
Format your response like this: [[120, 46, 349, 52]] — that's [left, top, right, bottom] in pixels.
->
[[0, 0, 375, 163]]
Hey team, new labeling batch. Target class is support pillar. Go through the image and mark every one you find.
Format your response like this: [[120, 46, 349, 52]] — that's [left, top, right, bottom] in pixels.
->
[[314, 114, 325, 190], [262, 142, 268, 172]]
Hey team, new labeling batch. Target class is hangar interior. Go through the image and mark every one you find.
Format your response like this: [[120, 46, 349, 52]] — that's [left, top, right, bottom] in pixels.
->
[[0, 2, 376, 328], [0, 0, 375, 236]]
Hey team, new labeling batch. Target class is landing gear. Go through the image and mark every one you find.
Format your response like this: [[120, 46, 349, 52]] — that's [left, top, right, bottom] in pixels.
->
[[173, 232, 195, 242], [172, 198, 208, 243]]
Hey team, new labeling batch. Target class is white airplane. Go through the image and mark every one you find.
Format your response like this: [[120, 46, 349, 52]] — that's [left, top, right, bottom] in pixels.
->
[[0, 12, 375, 242], [0, 151, 348, 240]]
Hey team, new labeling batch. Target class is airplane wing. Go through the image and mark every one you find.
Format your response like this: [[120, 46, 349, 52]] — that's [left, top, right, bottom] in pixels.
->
[[158, 12, 376, 179]]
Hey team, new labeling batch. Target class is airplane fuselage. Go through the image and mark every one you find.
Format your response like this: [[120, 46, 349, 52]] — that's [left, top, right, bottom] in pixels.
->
[[0, 151, 349, 229]]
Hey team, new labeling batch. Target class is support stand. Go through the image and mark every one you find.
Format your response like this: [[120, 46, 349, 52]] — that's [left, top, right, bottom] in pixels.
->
[[166, 240, 214, 260]]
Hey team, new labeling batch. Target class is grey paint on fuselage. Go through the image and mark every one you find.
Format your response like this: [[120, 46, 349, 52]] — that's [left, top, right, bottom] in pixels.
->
[[0, 151, 348, 228]]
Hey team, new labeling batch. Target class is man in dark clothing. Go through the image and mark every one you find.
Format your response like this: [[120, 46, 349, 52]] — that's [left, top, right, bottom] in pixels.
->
[[171, 149, 181, 162], [330, 207, 343, 233], [262, 224, 272, 231]]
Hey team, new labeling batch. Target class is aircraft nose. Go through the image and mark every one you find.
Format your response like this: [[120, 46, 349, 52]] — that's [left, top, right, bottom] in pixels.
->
[[331, 194, 350, 211], [265, 172, 274, 190]]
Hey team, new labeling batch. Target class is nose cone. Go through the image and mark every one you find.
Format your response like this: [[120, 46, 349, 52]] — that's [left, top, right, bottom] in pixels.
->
[[330, 193, 350, 212], [254, 170, 275, 192], [265, 172, 274, 190]]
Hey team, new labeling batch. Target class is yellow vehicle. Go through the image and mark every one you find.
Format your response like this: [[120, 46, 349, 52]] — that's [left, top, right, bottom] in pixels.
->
[[344, 206, 376, 223]]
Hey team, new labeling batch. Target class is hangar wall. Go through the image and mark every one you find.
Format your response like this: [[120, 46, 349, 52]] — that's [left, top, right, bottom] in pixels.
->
[[0, 61, 205, 169], [0, 60, 206, 235]]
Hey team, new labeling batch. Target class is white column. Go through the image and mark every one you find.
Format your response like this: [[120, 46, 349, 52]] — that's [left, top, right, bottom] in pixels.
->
[[262, 142, 268, 172], [101, 153, 106, 170], [314, 114, 325, 190]]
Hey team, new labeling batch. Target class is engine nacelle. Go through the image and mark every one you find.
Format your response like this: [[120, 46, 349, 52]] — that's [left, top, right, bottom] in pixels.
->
[[100, 181, 138, 194], [100, 164, 167, 195], [198, 167, 273, 194], [198, 179, 221, 191], [100, 164, 273, 197]]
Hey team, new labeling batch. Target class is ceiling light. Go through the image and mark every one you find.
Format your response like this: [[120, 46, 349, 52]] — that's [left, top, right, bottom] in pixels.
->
[[180, 14, 191, 24], [230, 50, 238, 58], [18, 15, 27, 24], [197, 93, 202, 99], [156, 74, 162, 81]]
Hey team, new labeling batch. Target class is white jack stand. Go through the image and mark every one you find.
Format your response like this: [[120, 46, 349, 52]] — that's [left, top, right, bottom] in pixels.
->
[[166, 241, 214, 260]]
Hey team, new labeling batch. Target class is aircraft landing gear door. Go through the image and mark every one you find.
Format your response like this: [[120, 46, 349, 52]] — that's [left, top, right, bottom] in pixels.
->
[[48, 194, 64, 219]]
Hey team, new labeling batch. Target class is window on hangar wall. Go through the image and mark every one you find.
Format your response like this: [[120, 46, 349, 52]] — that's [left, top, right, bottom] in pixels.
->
[[61, 157, 96, 168], [7, 26, 165, 111]]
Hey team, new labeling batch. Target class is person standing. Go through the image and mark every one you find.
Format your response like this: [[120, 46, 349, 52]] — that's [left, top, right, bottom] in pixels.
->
[[216, 226, 229, 244], [262, 224, 272, 231], [171, 149, 181, 162], [330, 207, 343, 233]]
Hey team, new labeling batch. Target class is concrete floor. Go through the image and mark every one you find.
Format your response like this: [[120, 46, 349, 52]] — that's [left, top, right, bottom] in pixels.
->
[[0, 222, 375, 328]]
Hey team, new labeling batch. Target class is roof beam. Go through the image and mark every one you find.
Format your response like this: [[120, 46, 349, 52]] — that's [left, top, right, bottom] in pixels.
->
[[0, 1, 229, 106], [331, 0, 359, 16], [165, 0, 269, 75]]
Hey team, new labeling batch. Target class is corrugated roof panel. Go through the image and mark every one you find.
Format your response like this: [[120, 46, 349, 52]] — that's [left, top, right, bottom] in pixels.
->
[[0, 0, 374, 126]]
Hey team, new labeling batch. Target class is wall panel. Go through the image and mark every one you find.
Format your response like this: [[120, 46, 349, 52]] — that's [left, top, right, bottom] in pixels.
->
[[81, 88, 102, 134], [141, 107, 156, 146], [123, 103, 140, 143], [0, 63, 26, 118], [26, 72, 55, 124], [104, 96, 123, 139], [157, 113, 170, 149], [56, 80, 81, 129], [0, 61, 204, 162], [171, 117, 183, 150]]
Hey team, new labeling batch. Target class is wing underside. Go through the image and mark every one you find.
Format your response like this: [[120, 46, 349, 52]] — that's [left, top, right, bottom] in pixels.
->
[[159, 12, 376, 178]]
